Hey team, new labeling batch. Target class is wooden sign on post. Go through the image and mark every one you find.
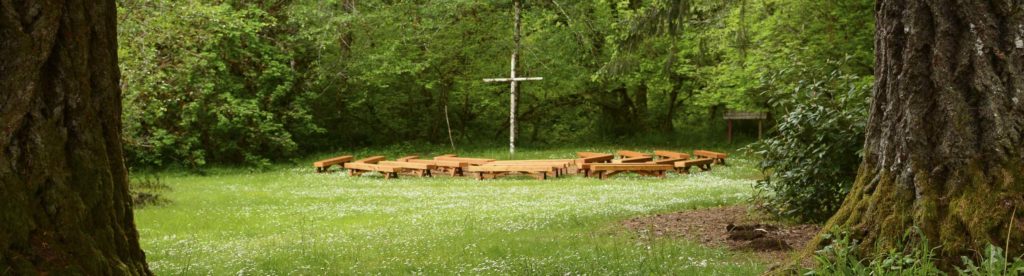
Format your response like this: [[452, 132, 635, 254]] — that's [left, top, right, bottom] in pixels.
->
[[723, 110, 768, 143]]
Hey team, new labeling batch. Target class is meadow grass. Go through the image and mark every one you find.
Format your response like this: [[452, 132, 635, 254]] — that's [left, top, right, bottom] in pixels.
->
[[135, 146, 768, 275]]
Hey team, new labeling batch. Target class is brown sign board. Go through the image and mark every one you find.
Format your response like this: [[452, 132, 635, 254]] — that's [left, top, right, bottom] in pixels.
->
[[724, 111, 767, 120]]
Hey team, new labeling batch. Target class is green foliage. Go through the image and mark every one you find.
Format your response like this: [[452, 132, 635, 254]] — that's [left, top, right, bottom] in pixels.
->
[[129, 174, 171, 208], [958, 245, 1024, 276], [119, 0, 320, 167], [752, 66, 871, 222], [728, 0, 875, 223], [807, 229, 1024, 275], [808, 229, 944, 275], [116, 0, 875, 168]]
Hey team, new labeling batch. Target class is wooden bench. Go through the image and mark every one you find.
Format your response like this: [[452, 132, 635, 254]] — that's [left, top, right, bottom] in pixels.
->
[[694, 150, 727, 165], [617, 150, 652, 158], [345, 156, 398, 179], [674, 158, 714, 174], [346, 162, 400, 179], [487, 159, 576, 176], [466, 165, 558, 180], [313, 155, 353, 173], [434, 156, 495, 165], [378, 161, 436, 177], [612, 156, 654, 164], [577, 153, 614, 163], [396, 155, 419, 162], [589, 164, 673, 179], [406, 159, 469, 176], [649, 157, 689, 165], [577, 152, 610, 158], [654, 150, 690, 160], [576, 153, 614, 177]]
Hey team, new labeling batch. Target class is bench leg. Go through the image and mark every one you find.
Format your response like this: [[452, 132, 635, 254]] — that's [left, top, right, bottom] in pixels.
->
[[601, 170, 623, 180], [475, 172, 484, 180], [676, 167, 690, 175]]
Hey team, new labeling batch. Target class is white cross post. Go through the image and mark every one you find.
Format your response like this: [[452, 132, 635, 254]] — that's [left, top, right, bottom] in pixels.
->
[[483, 0, 542, 156]]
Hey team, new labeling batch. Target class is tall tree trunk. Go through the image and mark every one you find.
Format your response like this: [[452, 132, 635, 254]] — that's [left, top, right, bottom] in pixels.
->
[[1, 1, 151, 274], [812, 0, 1024, 265]]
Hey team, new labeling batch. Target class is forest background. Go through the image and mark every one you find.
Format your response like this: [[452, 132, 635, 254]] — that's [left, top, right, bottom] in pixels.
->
[[116, 0, 874, 169]]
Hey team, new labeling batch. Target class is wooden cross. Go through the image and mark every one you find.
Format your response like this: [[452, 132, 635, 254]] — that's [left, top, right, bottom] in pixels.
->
[[483, 0, 543, 156]]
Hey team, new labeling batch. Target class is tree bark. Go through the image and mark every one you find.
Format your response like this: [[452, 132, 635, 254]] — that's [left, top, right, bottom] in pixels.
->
[[1, 1, 151, 274], [812, 0, 1024, 265]]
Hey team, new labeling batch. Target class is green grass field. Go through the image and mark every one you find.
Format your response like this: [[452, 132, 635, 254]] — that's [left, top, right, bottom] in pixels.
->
[[134, 146, 768, 275]]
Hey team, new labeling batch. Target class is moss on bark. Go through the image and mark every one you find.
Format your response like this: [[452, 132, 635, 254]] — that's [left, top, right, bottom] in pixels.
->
[[790, 0, 1024, 271], [1, 0, 151, 274]]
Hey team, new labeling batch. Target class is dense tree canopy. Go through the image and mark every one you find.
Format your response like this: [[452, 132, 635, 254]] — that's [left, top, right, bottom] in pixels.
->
[[116, 0, 874, 167]]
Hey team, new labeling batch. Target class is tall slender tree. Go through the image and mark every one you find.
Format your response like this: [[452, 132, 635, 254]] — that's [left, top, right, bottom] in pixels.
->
[[1, 1, 150, 274], [811, 0, 1023, 264]]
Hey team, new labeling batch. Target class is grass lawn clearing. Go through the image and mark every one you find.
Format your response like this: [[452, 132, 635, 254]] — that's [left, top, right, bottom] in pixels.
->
[[135, 147, 769, 275]]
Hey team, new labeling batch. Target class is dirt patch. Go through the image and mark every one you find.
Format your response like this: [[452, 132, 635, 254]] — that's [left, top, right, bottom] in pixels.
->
[[622, 205, 820, 267]]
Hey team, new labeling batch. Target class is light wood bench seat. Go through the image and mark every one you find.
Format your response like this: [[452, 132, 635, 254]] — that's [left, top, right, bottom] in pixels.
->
[[378, 161, 437, 177], [654, 150, 691, 160], [466, 165, 557, 180], [589, 164, 673, 179], [313, 155, 353, 173], [612, 156, 654, 163], [434, 156, 495, 165], [577, 154, 614, 164], [345, 162, 400, 179], [396, 155, 419, 162], [693, 150, 728, 165], [407, 159, 469, 176], [576, 153, 614, 177], [649, 157, 689, 165], [486, 160, 576, 176], [352, 156, 386, 164], [674, 158, 714, 174], [577, 152, 610, 158], [617, 150, 652, 158]]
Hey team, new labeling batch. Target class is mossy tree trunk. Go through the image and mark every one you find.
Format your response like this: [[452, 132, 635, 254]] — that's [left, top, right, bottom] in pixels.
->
[[1, 1, 150, 274], [814, 0, 1024, 265]]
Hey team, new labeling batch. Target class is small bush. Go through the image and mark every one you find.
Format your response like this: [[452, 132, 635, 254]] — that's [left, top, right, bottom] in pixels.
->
[[130, 174, 171, 208], [807, 228, 1024, 275], [751, 67, 870, 223], [808, 229, 942, 275], [958, 245, 1024, 276]]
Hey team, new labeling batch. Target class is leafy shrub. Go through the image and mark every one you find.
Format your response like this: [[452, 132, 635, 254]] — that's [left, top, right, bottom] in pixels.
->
[[751, 67, 871, 222], [808, 229, 943, 275], [807, 229, 1024, 275], [119, 1, 321, 168], [129, 174, 171, 208], [958, 245, 1024, 276]]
